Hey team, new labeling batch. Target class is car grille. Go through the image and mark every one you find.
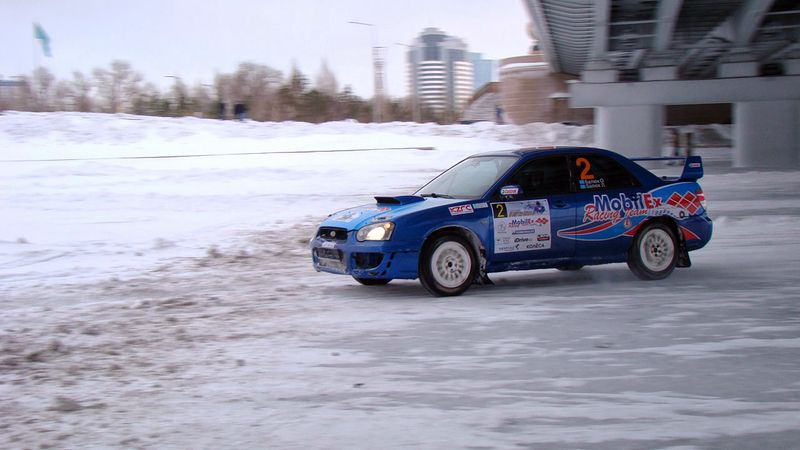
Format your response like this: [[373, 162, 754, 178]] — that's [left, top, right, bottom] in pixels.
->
[[317, 227, 348, 241], [316, 247, 343, 261]]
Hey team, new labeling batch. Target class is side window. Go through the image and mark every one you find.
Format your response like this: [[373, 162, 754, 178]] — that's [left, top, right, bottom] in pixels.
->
[[571, 155, 640, 191], [502, 156, 571, 198]]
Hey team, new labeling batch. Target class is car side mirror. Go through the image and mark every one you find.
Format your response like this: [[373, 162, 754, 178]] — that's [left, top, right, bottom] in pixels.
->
[[499, 185, 523, 200]]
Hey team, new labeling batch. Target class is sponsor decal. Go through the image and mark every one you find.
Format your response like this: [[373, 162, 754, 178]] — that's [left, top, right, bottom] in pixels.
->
[[525, 242, 547, 250], [500, 186, 520, 196], [492, 199, 552, 253], [333, 206, 390, 223], [472, 202, 489, 209], [689, 162, 701, 168], [557, 183, 705, 242], [449, 204, 474, 216], [575, 157, 605, 189], [579, 178, 606, 190], [333, 210, 361, 222]]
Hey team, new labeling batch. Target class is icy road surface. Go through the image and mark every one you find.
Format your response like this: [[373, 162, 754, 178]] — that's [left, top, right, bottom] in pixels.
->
[[1, 113, 799, 449]]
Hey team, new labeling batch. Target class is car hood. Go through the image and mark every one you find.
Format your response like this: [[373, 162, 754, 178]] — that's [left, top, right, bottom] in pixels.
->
[[322, 195, 467, 231]]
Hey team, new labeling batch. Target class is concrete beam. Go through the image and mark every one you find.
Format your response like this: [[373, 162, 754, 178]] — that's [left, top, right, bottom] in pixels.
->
[[570, 75, 800, 107], [641, 66, 678, 81], [526, 0, 561, 73], [653, 0, 683, 51], [734, 100, 799, 167], [596, 105, 664, 157], [582, 69, 618, 83], [592, 0, 610, 57], [733, 0, 775, 46], [719, 61, 759, 78], [785, 59, 800, 75]]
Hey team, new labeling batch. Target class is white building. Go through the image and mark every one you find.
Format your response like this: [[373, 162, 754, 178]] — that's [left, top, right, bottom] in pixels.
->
[[406, 28, 475, 116]]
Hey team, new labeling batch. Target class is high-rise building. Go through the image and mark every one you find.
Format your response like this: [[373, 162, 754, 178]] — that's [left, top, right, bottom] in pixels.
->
[[406, 28, 475, 115], [469, 53, 497, 91]]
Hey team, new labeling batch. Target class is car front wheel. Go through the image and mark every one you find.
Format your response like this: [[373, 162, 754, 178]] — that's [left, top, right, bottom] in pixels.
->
[[627, 223, 677, 280], [419, 235, 477, 297]]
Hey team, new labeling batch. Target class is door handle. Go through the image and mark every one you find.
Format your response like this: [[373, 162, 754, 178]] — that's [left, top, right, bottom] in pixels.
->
[[553, 200, 569, 208]]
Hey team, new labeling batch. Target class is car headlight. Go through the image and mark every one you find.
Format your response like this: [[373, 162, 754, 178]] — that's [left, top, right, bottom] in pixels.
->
[[356, 222, 395, 242]]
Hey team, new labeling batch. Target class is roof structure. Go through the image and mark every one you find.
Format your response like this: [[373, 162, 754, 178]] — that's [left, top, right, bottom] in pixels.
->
[[525, 0, 800, 80]]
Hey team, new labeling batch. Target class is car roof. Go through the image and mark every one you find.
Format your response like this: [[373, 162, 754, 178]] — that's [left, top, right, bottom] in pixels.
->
[[473, 146, 614, 158], [472, 146, 663, 187]]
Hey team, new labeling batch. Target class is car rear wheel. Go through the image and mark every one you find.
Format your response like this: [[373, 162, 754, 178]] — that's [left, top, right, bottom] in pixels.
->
[[627, 223, 677, 280], [419, 235, 476, 297], [353, 277, 391, 286]]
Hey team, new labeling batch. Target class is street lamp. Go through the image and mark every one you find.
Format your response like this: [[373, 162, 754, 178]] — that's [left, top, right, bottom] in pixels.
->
[[348, 21, 385, 123], [395, 43, 421, 123]]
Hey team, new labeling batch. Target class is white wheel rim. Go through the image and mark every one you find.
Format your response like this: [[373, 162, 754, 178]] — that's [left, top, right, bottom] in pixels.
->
[[431, 241, 472, 289], [639, 228, 674, 272]]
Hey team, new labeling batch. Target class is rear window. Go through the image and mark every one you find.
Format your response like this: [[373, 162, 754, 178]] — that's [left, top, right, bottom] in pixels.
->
[[570, 155, 640, 191]]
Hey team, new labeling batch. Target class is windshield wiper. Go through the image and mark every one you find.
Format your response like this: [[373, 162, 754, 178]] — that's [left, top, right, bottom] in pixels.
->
[[421, 193, 455, 199]]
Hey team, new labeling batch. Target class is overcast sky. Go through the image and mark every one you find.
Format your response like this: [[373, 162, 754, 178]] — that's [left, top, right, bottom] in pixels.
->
[[3, 0, 531, 98]]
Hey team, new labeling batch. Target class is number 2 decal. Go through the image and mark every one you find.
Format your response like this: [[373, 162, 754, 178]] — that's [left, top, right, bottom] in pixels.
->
[[492, 203, 507, 219], [576, 157, 595, 180]]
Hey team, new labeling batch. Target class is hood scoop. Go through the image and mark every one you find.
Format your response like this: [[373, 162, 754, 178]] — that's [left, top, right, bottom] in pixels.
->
[[375, 195, 425, 205]]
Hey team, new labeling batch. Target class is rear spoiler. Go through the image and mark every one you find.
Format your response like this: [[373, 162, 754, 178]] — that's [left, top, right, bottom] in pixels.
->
[[630, 155, 704, 181]]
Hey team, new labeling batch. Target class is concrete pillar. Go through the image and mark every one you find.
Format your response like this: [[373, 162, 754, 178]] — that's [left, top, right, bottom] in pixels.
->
[[595, 105, 664, 157], [733, 100, 799, 168]]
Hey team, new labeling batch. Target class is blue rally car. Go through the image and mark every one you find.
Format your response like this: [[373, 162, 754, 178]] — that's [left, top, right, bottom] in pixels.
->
[[310, 147, 712, 296]]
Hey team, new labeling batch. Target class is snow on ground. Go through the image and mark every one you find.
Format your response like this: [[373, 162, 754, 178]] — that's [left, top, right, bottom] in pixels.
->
[[0, 112, 592, 291], [1, 112, 799, 449]]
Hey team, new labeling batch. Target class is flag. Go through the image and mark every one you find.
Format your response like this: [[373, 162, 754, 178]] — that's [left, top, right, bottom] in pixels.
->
[[33, 23, 52, 57]]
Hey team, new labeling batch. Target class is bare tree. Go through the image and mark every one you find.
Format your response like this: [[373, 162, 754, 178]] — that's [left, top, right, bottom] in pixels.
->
[[51, 80, 75, 111], [93, 60, 143, 113], [71, 72, 93, 112], [191, 83, 212, 117], [130, 82, 166, 116], [213, 73, 232, 118], [227, 62, 283, 121], [315, 59, 338, 96], [169, 77, 190, 116], [30, 67, 55, 111], [278, 64, 309, 120], [7, 77, 34, 111]]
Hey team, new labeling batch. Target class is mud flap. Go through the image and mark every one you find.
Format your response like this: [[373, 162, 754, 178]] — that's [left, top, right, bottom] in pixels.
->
[[473, 273, 495, 285], [473, 254, 494, 285], [676, 240, 692, 268]]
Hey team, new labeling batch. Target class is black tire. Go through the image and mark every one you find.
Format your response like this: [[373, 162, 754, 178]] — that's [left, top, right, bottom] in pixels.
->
[[556, 265, 584, 271], [353, 277, 391, 286], [627, 222, 677, 280], [419, 234, 477, 297]]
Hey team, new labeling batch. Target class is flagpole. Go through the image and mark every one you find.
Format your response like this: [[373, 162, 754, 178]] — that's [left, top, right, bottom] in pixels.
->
[[32, 24, 39, 72]]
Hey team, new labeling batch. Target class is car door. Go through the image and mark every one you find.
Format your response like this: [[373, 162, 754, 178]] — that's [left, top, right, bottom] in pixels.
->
[[489, 155, 576, 264], [562, 153, 644, 259]]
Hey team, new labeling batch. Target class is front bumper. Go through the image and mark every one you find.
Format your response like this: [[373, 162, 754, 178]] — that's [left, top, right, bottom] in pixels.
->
[[310, 231, 419, 280]]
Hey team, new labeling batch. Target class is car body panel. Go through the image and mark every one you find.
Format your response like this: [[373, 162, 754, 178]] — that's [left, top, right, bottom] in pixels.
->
[[310, 147, 712, 282]]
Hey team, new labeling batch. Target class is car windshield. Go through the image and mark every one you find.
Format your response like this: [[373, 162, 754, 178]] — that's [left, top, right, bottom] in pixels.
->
[[415, 155, 518, 199]]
